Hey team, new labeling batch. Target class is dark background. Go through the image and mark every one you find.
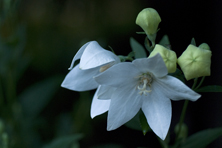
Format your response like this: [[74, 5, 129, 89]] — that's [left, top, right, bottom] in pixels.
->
[[1, 0, 222, 147]]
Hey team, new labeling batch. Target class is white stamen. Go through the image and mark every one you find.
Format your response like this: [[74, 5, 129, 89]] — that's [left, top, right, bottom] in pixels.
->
[[136, 73, 153, 95]]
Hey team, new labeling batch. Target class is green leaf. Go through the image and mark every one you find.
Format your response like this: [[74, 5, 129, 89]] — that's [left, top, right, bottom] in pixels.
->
[[180, 127, 222, 148], [130, 37, 147, 58], [191, 38, 196, 46], [43, 134, 83, 148], [19, 75, 63, 118], [139, 111, 151, 135], [125, 111, 141, 131], [159, 35, 170, 47], [195, 85, 222, 92]]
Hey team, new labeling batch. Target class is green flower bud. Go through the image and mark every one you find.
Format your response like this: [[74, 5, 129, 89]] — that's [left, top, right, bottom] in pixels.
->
[[136, 8, 161, 44], [149, 44, 177, 73], [178, 44, 212, 80], [199, 43, 210, 50]]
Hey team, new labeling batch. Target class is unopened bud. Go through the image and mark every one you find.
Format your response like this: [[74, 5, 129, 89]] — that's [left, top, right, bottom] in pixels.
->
[[149, 44, 177, 73], [136, 8, 161, 44], [178, 44, 212, 80]]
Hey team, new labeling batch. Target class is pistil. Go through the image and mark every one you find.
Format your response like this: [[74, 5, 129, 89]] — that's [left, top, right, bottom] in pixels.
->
[[137, 73, 153, 95]]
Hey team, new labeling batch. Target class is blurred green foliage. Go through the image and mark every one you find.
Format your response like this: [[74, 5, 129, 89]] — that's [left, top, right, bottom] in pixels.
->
[[0, 0, 143, 147]]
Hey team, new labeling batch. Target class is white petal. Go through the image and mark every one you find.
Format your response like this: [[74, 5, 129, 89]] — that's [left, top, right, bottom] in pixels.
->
[[133, 54, 168, 78], [94, 62, 140, 87], [68, 41, 91, 70], [90, 86, 111, 118], [154, 76, 201, 101], [97, 85, 116, 100], [80, 41, 120, 69], [142, 89, 172, 140], [107, 84, 142, 131], [61, 64, 99, 91]]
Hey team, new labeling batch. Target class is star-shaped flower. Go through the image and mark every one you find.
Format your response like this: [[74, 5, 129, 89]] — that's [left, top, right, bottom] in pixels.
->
[[94, 54, 201, 140], [61, 41, 120, 117]]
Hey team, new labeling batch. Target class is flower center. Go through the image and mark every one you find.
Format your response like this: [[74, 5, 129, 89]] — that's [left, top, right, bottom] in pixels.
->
[[136, 72, 153, 95]]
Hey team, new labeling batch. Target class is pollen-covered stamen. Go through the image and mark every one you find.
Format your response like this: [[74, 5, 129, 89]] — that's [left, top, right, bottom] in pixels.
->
[[99, 62, 115, 72], [137, 73, 153, 95]]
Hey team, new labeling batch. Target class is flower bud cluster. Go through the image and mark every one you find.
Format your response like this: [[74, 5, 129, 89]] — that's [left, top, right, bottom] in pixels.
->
[[150, 43, 212, 80], [136, 8, 212, 81]]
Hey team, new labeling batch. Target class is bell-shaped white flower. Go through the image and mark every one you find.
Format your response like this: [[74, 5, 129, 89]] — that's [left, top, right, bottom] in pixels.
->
[[90, 85, 116, 118], [61, 41, 120, 91], [94, 54, 201, 140], [61, 41, 120, 118]]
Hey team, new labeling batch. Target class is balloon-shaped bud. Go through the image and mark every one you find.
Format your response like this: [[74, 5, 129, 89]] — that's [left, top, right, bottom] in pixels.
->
[[149, 44, 177, 73], [178, 44, 212, 80], [136, 8, 161, 43]]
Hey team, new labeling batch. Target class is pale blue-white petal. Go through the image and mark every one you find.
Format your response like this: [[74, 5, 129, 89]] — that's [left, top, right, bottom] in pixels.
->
[[90, 85, 111, 118], [94, 62, 140, 87], [97, 85, 116, 100], [61, 64, 99, 91], [80, 41, 120, 70], [154, 75, 201, 101], [107, 84, 142, 131], [133, 54, 168, 78], [68, 41, 91, 70], [142, 89, 172, 140]]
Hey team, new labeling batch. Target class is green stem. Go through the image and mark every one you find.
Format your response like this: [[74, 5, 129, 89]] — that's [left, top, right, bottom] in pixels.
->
[[176, 100, 189, 141], [192, 78, 198, 90], [194, 76, 205, 90], [158, 137, 168, 148], [176, 78, 198, 141]]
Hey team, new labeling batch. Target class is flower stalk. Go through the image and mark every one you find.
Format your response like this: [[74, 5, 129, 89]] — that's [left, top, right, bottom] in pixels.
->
[[176, 77, 202, 141], [176, 99, 189, 141], [194, 76, 205, 90]]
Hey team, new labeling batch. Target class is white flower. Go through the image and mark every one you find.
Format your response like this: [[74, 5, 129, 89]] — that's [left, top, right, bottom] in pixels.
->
[[90, 85, 115, 118], [94, 54, 201, 140], [61, 41, 120, 117]]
